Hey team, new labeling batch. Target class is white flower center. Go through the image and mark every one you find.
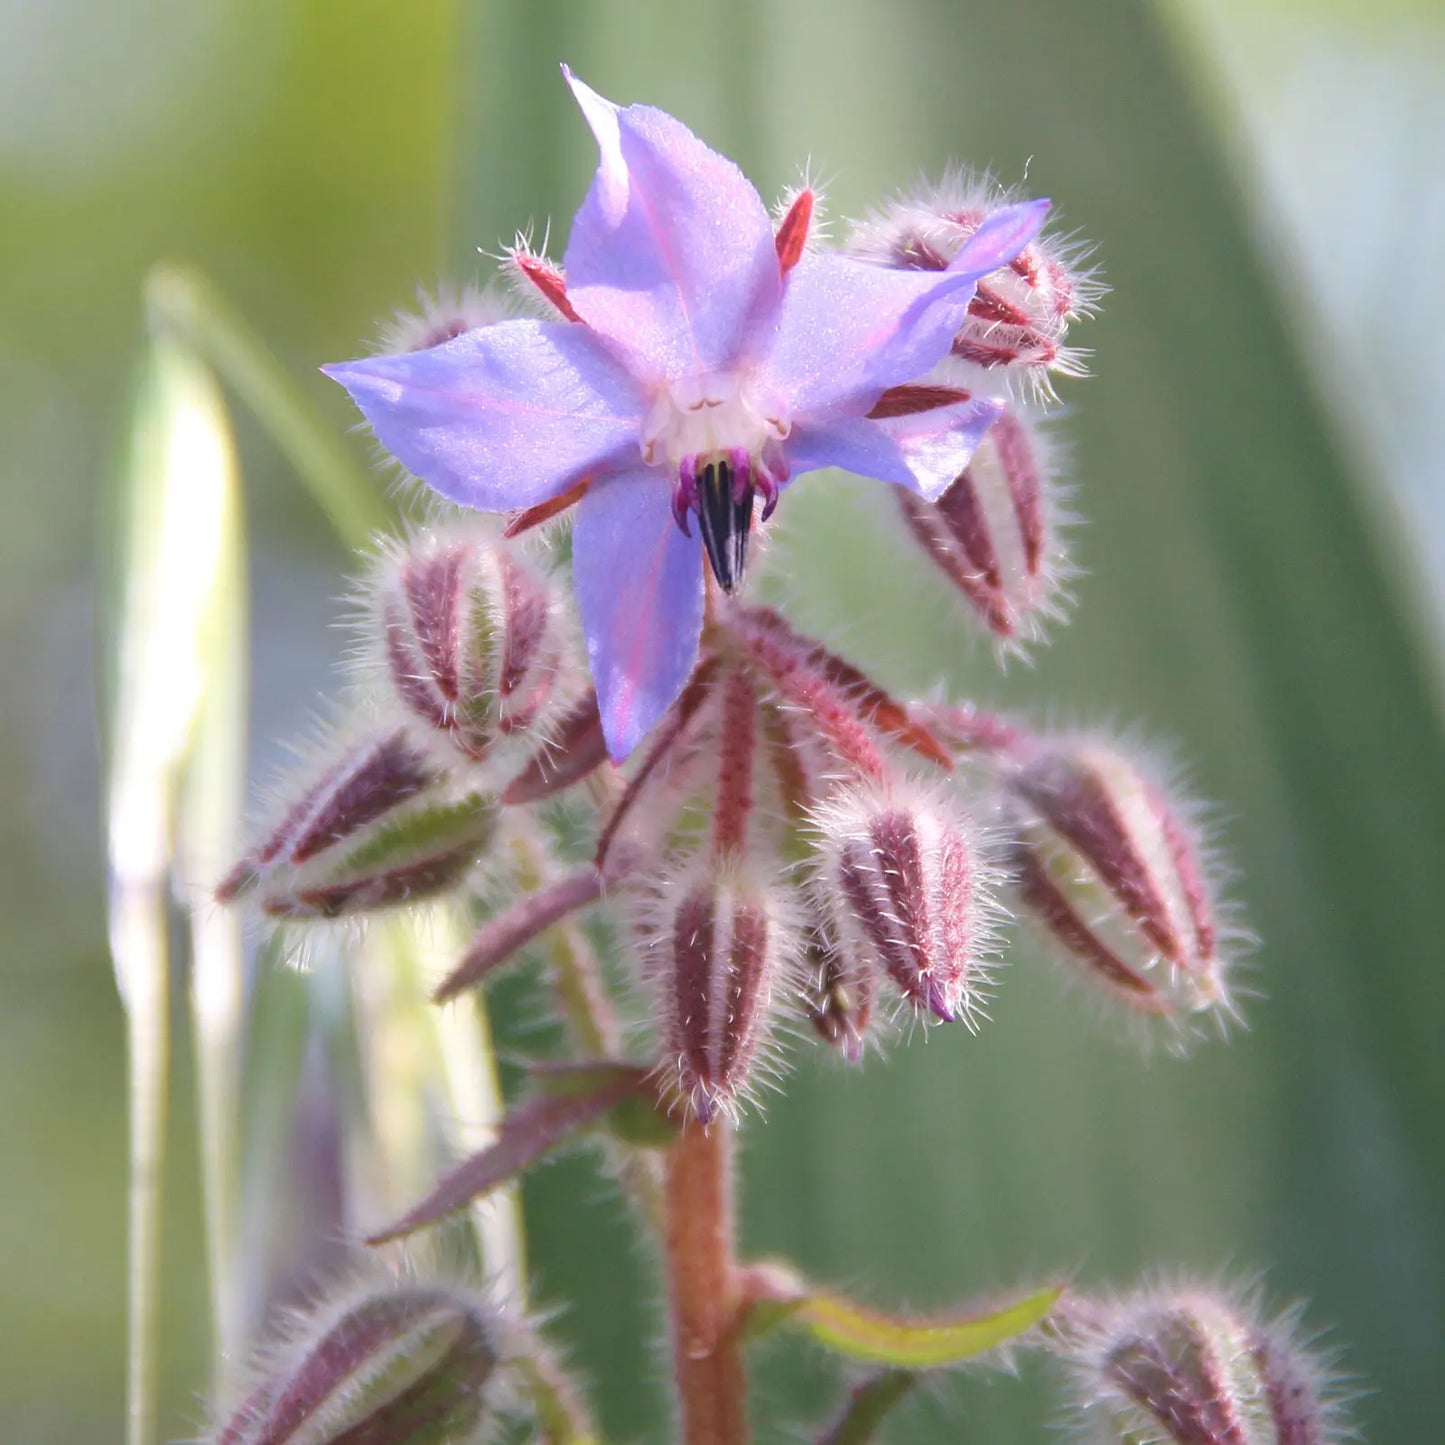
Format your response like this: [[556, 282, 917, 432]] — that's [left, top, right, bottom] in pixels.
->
[[640, 370, 790, 474]]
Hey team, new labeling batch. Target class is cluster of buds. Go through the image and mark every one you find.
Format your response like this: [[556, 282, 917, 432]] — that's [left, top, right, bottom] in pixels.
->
[[849, 175, 1097, 650], [211, 1279, 506, 1445], [225, 528, 1235, 1106], [612, 605, 1011, 1119], [222, 522, 587, 928], [1053, 1282, 1350, 1445]]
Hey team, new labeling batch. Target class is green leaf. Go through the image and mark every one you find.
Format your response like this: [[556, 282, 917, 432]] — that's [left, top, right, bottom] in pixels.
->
[[742, 1266, 1063, 1368], [171, 334, 250, 1392]]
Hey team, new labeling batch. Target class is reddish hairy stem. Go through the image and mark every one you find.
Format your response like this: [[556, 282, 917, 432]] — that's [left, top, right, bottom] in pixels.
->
[[914, 701, 1024, 755], [664, 1120, 747, 1445], [713, 667, 757, 859], [501, 693, 608, 805], [726, 608, 957, 778], [595, 656, 721, 869]]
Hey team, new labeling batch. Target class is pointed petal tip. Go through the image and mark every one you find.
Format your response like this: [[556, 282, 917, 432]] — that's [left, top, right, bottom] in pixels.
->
[[946, 197, 1053, 282], [318, 357, 376, 397], [926, 979, 958, 1022], [562, 63, 617, 118]]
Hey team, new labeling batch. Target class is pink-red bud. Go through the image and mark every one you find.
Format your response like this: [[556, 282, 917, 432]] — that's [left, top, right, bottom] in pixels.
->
[[212, 1281, 503, 1445], [1000, 736, 1234, 1038], [804, 934, 877, 1064], [218, 726, 498, 921], [368, 528, 575, 764], [813, 783, 1000, 1025], [1057, 1284, 1349, 1445], [648, 865, 796, 1122], [375, 283, 510, 355]]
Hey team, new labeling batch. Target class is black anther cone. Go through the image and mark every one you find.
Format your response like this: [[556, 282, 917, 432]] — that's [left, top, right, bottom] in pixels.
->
[[697, 459, 754, 594]]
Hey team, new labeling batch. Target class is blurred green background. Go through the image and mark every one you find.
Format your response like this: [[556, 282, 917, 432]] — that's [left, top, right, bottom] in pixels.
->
[[3, 0, 1442, 1440]]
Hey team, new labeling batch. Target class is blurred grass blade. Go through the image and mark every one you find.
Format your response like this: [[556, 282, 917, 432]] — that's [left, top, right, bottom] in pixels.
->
[[350, 904, 527, 1307], [235, 949, 311, 1339], [145, 263, 390, 551], [170, 319, 249, 1393], [106, 331, 241, 1445]]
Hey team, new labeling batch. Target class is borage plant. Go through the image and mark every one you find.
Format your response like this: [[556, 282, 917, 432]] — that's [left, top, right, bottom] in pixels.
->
[[210, 68, 1351, 1445]]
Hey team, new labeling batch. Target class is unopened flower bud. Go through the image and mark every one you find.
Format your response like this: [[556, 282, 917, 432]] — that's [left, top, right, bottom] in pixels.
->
[[847, 173, 1099, 386], [1000, 736, 1233, 1037], [894, 403, 1071, 646], [647, 864, 798, 1122], [813, 782, 1000, 1025], [803, 934, 876, 1064], [212, 1281, 503, 1445], [367, 527, 576, 763], [218, 726, 498, 920], [1059, 1284, 1348, 1445], [375, 282, 510, 355]]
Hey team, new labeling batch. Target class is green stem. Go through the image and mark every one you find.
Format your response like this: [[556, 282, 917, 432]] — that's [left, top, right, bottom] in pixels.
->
[[188, 905, 245, 1387], [815, 1371, 915, 1445], [144, 264, 390, 550]]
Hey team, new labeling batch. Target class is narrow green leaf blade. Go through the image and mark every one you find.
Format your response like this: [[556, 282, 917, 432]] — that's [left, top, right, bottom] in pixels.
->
[[741, 1263, 1062, 1368], [797, 1283, 1062, 1368], [107, 329, 242, 1445]]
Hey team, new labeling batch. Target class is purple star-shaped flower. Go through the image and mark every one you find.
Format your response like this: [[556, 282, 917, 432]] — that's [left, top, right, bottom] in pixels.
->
[[325, 69, 1048, 761]]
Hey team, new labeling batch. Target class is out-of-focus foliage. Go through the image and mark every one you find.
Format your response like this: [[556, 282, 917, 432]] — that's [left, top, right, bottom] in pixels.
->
[[1168, 0, 1445, 681], [5, 1, 1441, 1442], [1, 4, 451, 1439]]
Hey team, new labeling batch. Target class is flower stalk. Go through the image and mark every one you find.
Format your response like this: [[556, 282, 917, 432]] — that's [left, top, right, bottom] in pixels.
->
[[664, 1118, 748, 1445]]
